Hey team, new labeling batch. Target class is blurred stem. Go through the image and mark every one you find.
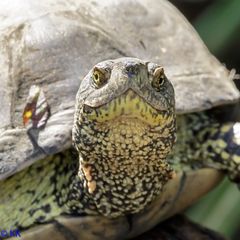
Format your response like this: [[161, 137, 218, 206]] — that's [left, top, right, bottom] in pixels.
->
[[194, 0, 240, 54], [187, 179, 240, 238]]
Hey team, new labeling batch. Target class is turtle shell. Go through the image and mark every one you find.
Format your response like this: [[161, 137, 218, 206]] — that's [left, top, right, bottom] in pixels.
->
[[0, 0, 238, 180], [0, 0, 238, 238]]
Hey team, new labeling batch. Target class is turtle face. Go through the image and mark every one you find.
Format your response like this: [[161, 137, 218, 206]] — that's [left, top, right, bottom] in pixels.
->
[[75, 57, 175, 114], [73, 58, 176, 217]]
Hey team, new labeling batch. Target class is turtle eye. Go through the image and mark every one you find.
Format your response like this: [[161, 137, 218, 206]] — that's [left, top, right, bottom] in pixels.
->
[[92, 67, 108, 88], [151, 67, 165, 91]]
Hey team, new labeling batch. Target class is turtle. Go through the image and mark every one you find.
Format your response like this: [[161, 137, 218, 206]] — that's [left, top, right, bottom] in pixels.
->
[[0, 0, 240, 239]]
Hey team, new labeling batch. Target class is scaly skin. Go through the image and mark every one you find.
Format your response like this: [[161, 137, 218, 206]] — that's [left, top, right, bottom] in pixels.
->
[[172, 111, 240, 182], [73, 91, 176, 217], [1, 112, 240, 230], [0, 152, 73, 229], [0, 58, 240, 232]]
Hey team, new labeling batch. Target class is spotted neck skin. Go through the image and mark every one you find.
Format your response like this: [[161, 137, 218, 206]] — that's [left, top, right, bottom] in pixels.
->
[[73, 93, 176, 217], [72, 58, 176, 217]]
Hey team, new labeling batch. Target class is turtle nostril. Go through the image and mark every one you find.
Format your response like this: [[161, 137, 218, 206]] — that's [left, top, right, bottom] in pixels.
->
[[125, 64, 139, 76]]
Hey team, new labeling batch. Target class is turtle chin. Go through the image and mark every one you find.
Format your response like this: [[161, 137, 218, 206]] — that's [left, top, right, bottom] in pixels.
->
[[82, 89, 173, 127], [72, 92, 176, 217]]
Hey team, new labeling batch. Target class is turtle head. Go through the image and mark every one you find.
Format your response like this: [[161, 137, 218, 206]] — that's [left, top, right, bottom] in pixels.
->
[[73, 58, 176, 217]]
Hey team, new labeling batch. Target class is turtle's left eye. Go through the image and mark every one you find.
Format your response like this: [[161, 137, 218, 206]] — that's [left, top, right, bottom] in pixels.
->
[[92, 67, 109, 88], [151, 67, 165, 91]]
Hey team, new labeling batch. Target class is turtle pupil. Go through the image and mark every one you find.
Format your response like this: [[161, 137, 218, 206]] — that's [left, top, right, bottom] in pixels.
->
[[152, 76, 165, 91], [158, 76, 164, 85], [94, 73, 99, 81]]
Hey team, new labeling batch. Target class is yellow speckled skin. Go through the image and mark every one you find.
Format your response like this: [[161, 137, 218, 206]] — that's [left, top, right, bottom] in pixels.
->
[[0, 153, 71, 229], [73, 59, 176, 218], [1, 58, 240, 238], [173, 112, 240, 182]]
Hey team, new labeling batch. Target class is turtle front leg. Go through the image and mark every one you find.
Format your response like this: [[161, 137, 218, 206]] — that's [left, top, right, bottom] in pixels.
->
[[203, 121, 240, 184], [178, 112, 240, 185]]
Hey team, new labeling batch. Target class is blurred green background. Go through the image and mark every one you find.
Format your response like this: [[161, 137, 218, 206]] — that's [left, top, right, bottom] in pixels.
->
[[169, 0, 240, 239]]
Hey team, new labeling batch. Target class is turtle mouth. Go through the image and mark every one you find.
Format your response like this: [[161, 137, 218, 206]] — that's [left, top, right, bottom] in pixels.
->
[[82, 90, 172, 126]]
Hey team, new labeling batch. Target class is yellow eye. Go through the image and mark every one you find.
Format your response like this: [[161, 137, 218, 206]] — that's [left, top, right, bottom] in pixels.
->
[[92, 67, 107, 88], [151, 67, 165, 91]]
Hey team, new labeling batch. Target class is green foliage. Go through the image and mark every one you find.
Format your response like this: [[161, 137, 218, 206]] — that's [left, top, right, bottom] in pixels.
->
[[186, 178, 240, 238], [194, 0, 240, 54]]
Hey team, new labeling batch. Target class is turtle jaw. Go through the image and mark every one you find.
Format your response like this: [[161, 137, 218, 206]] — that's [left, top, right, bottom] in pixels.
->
[[81, 89, 174, 127]]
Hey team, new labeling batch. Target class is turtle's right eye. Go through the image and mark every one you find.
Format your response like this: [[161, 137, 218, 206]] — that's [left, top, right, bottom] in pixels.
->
[[92, 67, 109, 88], [151, 67, 165, 91]]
